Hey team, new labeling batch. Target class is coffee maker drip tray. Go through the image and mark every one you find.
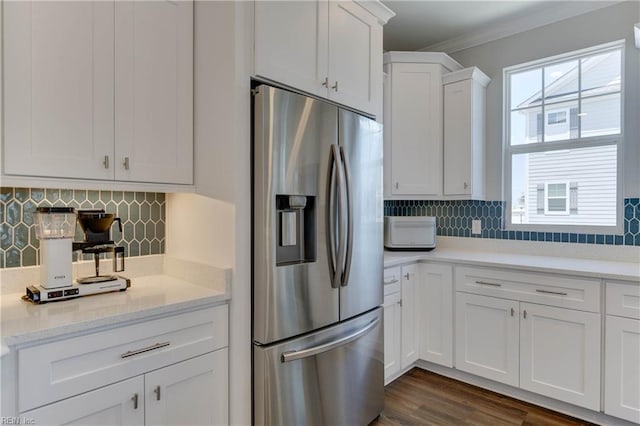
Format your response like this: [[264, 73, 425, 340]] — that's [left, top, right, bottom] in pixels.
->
[[77, 275, 119, 284]]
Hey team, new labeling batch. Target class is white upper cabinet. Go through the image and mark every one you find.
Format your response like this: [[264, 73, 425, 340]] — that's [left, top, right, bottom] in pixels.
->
[[443, 67, 490, 199], [386, 62, 444, 197], [254, 1, 328, 99], [115, 1, 193, 184], [254, 0, 393, 117], [2, 0, 193, 186], [3, 1, 115, 181]]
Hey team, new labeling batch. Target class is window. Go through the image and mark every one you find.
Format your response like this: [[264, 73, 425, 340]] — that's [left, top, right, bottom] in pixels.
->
[[505, 41, 623, 231], [544, 182, 569, 215]]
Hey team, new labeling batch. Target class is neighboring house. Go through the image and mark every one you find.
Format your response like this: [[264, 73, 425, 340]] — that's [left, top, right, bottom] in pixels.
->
[[513, 51, 619, 226]]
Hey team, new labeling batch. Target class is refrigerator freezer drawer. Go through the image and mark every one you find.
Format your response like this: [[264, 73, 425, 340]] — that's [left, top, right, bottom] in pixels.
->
[[253, 308, 384, 426]]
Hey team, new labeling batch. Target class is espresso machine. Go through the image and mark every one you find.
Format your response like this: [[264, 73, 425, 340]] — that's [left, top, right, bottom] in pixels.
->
[[25, 208, 130, 303]]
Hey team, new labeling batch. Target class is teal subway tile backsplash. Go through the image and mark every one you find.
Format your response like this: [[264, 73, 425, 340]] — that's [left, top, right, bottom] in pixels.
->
[[0, 187, 165, 268], [384, 198, 640, 246]]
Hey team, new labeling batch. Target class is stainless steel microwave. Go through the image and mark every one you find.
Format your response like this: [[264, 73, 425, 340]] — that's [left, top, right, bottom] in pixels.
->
[[384, 216, 436, 250]]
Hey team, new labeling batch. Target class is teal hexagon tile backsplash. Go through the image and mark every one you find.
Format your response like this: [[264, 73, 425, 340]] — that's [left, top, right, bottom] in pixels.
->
[[0, 187, 166, 268], [384, 198, 640, 247]]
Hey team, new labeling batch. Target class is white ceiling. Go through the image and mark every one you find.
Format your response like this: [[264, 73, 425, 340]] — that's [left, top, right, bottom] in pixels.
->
[[381, 1, 620, 53]]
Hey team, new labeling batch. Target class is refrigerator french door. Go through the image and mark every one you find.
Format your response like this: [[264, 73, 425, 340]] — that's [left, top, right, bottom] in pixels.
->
[[252, 84, 384, 425]]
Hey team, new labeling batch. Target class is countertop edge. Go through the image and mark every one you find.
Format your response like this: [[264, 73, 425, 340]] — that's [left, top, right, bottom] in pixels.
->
[[383, 251, 640, 283], [2, 292, 231, 349]]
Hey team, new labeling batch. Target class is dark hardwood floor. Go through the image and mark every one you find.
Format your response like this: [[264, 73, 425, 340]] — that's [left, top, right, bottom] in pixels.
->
[[370, 369, 598, 426]]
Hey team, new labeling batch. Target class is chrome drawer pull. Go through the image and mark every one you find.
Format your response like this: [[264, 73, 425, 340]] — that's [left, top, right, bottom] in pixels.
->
[[475, 280, 502, 287], [131, 393, 139, 410], [384, 278, 399, 285], [121, 341, 170, 359], [536, 289, 568, 296]]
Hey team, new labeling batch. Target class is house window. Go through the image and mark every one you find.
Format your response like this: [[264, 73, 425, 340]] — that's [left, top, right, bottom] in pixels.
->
[[505, 40, 623, 231], [544, 182, 569, 214]]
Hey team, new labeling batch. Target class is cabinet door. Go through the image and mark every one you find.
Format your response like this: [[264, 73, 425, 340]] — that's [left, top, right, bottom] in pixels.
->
[[24, 376, 144, 426], [3, 1, 114, 180], [520, 303, 600, 410], [383, 292, 402, 384], [605, 315, 640, 423], [115, 0, 193, 184], [389, 63, 443, 197], [419, 263, 453, 367], [444, 78, 485, 199], [400, 264, 420, 369], [443, 79, 472, 196], [327, 1, 381, 116], [254, 0, 328, 99], [145, 350, 228, 426], [455, 293, 519, 386]]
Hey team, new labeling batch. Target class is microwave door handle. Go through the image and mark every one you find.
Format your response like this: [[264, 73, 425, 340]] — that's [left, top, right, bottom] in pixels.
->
[[334, 145, 347, 288], [339, 146, 353, 287], [326, 145, 339, 288]]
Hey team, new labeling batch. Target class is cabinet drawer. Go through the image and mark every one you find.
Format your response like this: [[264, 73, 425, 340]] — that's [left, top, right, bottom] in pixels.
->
[[19, 304, 228, 413], [383, 266, 401, 296], [455, 266, 600, 312], [606, 282, 640, 319]]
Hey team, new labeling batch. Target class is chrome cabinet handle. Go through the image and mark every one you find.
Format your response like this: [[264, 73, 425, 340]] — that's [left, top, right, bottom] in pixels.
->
[[399, 299, 403, 307], [511, 308, 515, 317], [383, 278, 399, 285], [395, 182, 399, 189], [404, 273, 410, 280], [331, 81, 339, 92], [123, 157, 130, 170], [154, 385, 161, 401], [536, 289, 568, 296], [281, 318, 379, 363], [131, 393, 139, 409], [322, 77, 329, 87], [475, 280, 501, 287], [121, 341, 170, 359], [464, 182, 468, 189], [523, 310, 527, 319], [103, 155, 110, 169]]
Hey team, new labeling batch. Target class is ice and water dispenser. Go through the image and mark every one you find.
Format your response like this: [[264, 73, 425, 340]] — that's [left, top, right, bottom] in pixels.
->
[[276, 195, 316, 265]]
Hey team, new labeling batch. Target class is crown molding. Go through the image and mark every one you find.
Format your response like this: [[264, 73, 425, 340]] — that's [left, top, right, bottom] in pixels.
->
[[383, 51, 463, 72], [354, 0, 396, 25], [419, 1, 624, 54]]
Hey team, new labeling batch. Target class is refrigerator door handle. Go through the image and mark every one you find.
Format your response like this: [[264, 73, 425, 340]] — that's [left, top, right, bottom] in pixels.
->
[[326, 144, 342, 288], [280, 317, 380, 363], [339, 146, 353, 287]]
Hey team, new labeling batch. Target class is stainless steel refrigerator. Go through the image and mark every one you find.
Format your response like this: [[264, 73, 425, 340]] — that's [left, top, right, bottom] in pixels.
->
[[252, 84, 384, 425]]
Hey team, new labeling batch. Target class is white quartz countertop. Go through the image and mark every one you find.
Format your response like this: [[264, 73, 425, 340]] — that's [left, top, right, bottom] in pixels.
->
[[384, 249, 640, 283], [1, 273, 230, 348]]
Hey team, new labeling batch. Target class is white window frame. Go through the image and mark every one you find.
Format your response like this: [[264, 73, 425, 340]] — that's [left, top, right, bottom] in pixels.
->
[[544, 182, 570, 215], [503, 40, 625, 234]]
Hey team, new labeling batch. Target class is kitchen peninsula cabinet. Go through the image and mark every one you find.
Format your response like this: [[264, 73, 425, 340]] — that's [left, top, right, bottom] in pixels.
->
[[2, 0, 193, 186], [14, 304, 229, 424], [254, 0, 393, 117], [455, 267, 601, 410]]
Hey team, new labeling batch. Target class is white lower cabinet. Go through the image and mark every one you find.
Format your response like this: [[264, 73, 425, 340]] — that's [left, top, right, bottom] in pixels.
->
[[605, 282, 640, 423], [454, 267, 602, 411], [382, 263, 419, 383], [400, 263, 420, 369], [418, 263, 453, 367], [455, 293, 519, 386], [24, 376, 144, 426], [16, 305, 229, 425], [145, 349, 229, 426], [519, 303, 601, 410]]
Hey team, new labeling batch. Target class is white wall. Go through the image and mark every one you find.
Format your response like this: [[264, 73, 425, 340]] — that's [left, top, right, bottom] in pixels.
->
[[450, 1, 640, 200], [191, 2, 253, 425]]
